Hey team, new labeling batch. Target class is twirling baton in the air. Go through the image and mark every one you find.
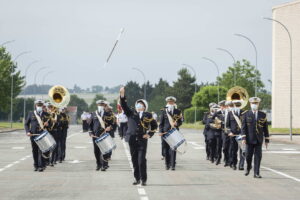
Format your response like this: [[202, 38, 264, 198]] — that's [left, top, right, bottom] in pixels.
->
[[103, 28, 125, 68]]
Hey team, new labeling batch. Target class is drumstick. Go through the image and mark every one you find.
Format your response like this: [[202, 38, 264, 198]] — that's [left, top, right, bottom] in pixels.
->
[[102, 28, 125, 68]]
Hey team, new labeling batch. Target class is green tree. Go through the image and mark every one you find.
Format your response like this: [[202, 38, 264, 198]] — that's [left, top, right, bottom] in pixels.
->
[[124, 81, 143, 108], [69, 94, 88, 118], [217, 59, 264, 96], [257, 90, 271, 110], [170, 68, 196, 111], [192, 85, 227, 109], [88, 94, 107, 111], [0, 47, 25, 113], [148, 78, 172, 113]]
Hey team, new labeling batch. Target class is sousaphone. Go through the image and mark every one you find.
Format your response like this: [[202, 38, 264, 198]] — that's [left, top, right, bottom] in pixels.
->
[[48, 85, 70, 108], [226, 86, 249, 109]]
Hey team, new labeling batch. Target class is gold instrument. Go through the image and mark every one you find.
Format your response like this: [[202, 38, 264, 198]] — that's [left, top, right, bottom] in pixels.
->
[[210, 116, 222, 130], [48, 85, 70, 108], [226, 86, 249, 109]]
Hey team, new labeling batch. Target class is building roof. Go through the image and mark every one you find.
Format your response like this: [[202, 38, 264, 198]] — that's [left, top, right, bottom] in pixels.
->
[[273, 0, 300, 11]]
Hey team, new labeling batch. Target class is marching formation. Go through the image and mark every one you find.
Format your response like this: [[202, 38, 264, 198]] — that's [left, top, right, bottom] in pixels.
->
[[203, 87, 269, 178], [24, 85, 270, 184]]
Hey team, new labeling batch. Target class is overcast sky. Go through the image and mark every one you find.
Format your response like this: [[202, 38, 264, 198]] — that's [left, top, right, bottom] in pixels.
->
[[0, 0, 293, 90]]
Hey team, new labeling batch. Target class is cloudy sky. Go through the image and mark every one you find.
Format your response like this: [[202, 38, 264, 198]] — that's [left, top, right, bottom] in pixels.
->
[[0, 0, 293, 90]]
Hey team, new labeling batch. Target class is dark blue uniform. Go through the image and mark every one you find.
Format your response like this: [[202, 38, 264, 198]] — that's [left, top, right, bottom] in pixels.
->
[[59, 112, 69, 162], [211, 111, 225, 165], [159, 108, 183, 170], [120, 96, 158, 184], [24, 111, 51, 170], [89, 110, 116, 170], [226, 110, 245, 169], [242, 110, 269, 176], [202, 112, 210, 160]]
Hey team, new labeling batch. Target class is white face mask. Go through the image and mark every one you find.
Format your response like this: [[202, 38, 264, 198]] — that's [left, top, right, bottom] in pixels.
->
[[36, 106, 43, 113], [251, 104, 258, 111], [166, 104, 175, 112], [98, 106, 104, 113], [135, 103, 144, 112]]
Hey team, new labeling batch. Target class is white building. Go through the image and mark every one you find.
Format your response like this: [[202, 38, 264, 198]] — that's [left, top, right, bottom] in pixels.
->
[[272, 0, 300, 128]]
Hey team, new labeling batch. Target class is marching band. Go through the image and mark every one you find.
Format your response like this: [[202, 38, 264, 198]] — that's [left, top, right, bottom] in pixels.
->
[[24, 85, 270, 184]]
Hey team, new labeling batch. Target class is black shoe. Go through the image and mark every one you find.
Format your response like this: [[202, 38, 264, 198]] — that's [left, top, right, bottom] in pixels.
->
[[224, 163, 229, 167], [245, 169, 250, 176], [141, 181, 147, 186], [34, 168, 38, 171], [133, 180, 140, 185], [230, 164, 233, 168], [96, 166, 101, 171], [239, 167, 244, 171], [101, 167, 106, 171], [216, 160, 221, 165], [165, 166, 170, 170], [254, 174, 262, 178], [210, 159, 214, 163], [50, 163, 54, 167], [171, 167, 175, 171], [233, 166, 237, 170], [38, 168, 44, 172], [104, 165, 109, 169], [59, 160, 62, 163]]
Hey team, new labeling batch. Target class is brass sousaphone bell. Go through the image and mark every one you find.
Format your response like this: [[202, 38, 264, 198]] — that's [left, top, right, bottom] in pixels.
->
[[226, 86, 249, 109], [48, 85, 70, 108]]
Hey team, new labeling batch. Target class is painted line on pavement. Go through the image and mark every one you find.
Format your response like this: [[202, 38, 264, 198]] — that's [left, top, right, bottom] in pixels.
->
[[122, 139, 149, 200], [261, 166, 300, 183], [0, 130, 79, 173]]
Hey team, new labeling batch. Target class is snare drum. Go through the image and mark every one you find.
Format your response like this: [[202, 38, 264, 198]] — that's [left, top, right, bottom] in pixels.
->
[[34, 130, 57, 153], [95, 133, 117, 155], [162, 128, 186, 150]]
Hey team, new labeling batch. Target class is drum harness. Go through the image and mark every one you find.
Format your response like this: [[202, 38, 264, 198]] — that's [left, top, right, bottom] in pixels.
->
[[95, 111, 115, 162], [164, 109, 187, 154], [33, 111, 54, 159]]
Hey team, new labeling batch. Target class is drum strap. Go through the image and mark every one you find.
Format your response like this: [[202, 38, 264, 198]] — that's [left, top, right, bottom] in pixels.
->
[[95, 111, 106, 130], [165, 109, 175, 129], [232, 111, 242, 130], [34, 111, 44, 130]]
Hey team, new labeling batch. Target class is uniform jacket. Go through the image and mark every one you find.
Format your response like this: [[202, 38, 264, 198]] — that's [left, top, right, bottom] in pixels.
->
[[226, 110, 244, 135], [159, 108, 183, 133], [89, 110, 117, 137], [241, 110, 269, 145], [120, 96, 158, 140], [24, 111, 51, 136]]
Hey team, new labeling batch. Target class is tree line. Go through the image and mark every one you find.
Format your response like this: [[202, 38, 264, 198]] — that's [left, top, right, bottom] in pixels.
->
[[0, 46, 271, 123]]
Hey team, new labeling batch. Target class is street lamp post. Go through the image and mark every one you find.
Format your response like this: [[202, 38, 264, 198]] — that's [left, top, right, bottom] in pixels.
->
[[41, 71, 54, 100], [23, 60, 39, 123], [34, 67, 50, 96], [217, 48, 236, 86], [10, 51, 31, 128], [234, 33, 258, 96], [132, 67, 146, 100], [203, 57, 220, 103], [264, 17, 293, 141], [0, 40, 15, 46], [182, 63, 197, 123]]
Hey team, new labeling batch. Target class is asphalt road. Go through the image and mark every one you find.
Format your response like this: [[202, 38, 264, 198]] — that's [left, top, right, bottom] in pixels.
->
[[0, 125, 299, 200]]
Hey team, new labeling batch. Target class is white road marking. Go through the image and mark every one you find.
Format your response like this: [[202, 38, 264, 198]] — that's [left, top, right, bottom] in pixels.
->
[[0, 130, 79, 173], [138, 188, 146, 195], [194, 147, 205, 150], [0, 155, 31, 173], [261, 166, 300, 183], [282, 148, 297, 151], [122, 140, 149, 200], [264, 151, 300, 154], [68, 160, 84, 164], [12, 147, 25, 150]]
